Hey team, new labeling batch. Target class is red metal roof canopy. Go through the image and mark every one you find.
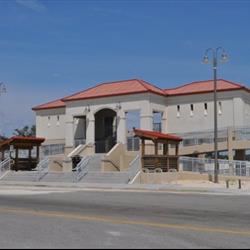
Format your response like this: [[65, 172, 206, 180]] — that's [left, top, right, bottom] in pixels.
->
[[133, 129, 182, 142], [0, 136, 45, 150]]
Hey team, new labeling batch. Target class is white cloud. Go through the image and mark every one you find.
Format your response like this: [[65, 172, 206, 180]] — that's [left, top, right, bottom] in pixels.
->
[[16, 0, 47, 13]]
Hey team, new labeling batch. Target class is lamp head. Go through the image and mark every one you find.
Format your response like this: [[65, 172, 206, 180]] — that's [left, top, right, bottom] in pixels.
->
[[202, 55, 209, 64], [0, 82, 6, 94], [221, 52, 229, 63]]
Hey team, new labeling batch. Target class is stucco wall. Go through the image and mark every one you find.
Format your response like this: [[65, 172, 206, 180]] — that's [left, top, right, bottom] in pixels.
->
[[166, 90, 245, 134], [64, 93, 166, 149], [36, 108, 66, 143]]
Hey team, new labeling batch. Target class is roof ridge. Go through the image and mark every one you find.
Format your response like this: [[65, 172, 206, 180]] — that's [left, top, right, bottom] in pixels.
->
[[62, 79, 142, 101], [165, 79, 214, 91], [138, 79, 165, 93], [165, 79, 244, 92]]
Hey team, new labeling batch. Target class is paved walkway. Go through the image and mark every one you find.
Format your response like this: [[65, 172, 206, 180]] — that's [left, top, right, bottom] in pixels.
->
[[0, 180, 250, 196]]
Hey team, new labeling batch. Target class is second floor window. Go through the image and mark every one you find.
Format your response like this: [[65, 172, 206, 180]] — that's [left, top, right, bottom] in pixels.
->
[[204, 103, 208, 116], [190, 104, 194, 116], [177, 105, 180, 118]]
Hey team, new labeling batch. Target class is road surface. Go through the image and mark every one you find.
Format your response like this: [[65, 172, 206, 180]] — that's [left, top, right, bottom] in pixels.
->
[[0, 188, 249, 248]]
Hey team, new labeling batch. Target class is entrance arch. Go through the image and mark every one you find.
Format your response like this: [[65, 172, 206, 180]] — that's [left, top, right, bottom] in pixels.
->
[[95, 108, 117, 153]]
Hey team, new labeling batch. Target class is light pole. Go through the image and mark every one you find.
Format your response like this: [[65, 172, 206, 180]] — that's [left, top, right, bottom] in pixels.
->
[[0, 82, 7, 96], [203, 47, 229, 183]]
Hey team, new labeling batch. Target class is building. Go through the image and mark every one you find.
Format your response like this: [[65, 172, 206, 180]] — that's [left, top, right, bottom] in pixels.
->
[[32, 78, 250, 163]]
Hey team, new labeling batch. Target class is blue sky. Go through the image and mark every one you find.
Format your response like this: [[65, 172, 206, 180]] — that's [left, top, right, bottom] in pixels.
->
[[0, 0, 250, 136]]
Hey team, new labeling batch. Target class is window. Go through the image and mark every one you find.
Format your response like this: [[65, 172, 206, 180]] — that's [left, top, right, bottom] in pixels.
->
[[190, 104, 194, 116], [56, 116, 60, 126], [218, 102, 222, 115], [177, 105, 180, 118], [204, 103, 208, 116], [153, 111, 163, 132], [48, 116, 51, 127]]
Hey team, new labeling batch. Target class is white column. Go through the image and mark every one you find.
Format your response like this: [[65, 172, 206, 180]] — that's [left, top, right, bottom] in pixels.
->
[[65, 115, 74, 149], [140, 113, 153, 130], [117, 110, 126, 144], [86, 112, 95, 145], [162, 110, 167, 133]]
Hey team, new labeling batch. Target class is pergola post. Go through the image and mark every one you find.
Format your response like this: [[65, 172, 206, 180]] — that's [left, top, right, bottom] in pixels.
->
[[154, 140, 159, 169], [37, 145, 40, 161], [141, 139, 145, 169], [15, 147, 18, 171], [176, 143, 179, 171]]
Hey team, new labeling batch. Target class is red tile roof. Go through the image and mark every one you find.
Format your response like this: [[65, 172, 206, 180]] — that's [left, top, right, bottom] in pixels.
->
[[133, 129, 182, 142], [32, 99, 66, 111], [62, 79, 165, 102], [165, 79, 247, 96], [32, 79, 250, 111]]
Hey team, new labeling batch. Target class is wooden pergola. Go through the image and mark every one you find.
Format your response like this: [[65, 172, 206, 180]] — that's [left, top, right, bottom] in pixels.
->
[[133, 128, 182, 172], [0, 136, 45, 171]]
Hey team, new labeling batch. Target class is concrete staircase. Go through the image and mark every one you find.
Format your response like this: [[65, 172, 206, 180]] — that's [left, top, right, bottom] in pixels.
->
[[2, 171, 38, 182], [81, 172, 130, 184], [0, 154, 132, 184], [41, 172, 73, 182], [87, 154, 104, 172]]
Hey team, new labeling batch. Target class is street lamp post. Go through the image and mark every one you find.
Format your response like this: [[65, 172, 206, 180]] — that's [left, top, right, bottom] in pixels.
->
[[203, 47, 229, 183]]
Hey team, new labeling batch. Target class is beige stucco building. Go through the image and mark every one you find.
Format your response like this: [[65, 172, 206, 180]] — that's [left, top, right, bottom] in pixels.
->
[[33, 78, 250, 161]]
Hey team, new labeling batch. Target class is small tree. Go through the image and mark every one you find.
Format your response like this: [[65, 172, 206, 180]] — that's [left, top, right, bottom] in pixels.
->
[[13, 125, 36, 137], [0, 134, 7, 142]]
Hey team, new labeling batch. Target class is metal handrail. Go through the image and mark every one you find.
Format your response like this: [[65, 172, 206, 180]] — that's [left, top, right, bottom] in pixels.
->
[[179, 156, 250, 177], [0, 158, 12, 177], [127, 154, 141, 183], [36, 158, 50, 181], [73, 156, 91, 183]]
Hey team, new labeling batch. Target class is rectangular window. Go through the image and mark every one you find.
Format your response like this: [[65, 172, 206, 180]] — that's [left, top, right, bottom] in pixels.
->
[[56, 116, 60, 126], [204, 103, 208, 116], [177, 105, 180, 118], [48, 116, 51, 127], [153, 111, 163, 132], [218, 102, 222, 115], [190, 104, 194, 116]]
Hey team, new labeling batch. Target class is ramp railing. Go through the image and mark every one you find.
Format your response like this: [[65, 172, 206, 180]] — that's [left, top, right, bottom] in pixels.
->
[[0, 158, 12, 177], [127, 154, 141, 183], [36, 158, 50, 181]]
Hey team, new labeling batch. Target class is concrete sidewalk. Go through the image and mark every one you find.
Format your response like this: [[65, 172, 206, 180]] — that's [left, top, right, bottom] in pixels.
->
[[0, 180, 250, 195]]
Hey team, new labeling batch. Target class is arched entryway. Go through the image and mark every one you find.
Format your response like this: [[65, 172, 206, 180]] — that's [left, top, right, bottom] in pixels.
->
[[95, 108, 117, 153]]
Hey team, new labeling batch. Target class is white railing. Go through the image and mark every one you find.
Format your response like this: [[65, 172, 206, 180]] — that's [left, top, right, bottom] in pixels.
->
[[233, 126, 250, 141], [0, 158, 12, 177], [73, 156, 91, 183], [36, 158, 50, 181], [127, 154, 141, 183], [180, 156, 250, 177], [177, 129, 228, 147]]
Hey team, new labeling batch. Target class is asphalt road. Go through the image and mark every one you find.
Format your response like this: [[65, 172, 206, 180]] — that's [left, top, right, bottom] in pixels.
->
[[0, 189, 250, 249]]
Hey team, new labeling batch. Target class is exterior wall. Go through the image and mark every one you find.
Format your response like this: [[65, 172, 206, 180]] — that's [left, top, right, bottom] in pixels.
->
[[35, 108, 66, 145], [64, 93, 166, 150], [242, 91, 250, 127], [166, 90, 245, 134], [34, 88, 250, 156]]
